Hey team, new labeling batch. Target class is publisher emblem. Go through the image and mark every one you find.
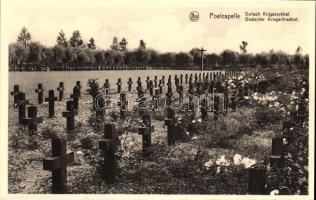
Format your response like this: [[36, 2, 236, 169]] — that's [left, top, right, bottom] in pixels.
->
[[189, 11, 199, 22]]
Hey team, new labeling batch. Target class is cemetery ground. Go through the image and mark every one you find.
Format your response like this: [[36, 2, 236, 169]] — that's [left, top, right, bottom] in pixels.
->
[[8, 68, 309, 194]]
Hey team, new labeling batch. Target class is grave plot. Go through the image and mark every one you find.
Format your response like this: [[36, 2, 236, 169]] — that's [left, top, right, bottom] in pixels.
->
[[8, 69, 309, 194]]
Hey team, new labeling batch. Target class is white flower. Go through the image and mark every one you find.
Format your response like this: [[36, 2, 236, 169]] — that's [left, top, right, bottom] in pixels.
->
[[233, 154, 242, 165], [204, 160, 214, 169], [270, 189, 279, 195], [242, 157, 256, 168], [216, 155, 230, 166], [244, 96, 249, 100], [197, 119, 202, 123], [192, 136, 197, 140], [216, 166, 221, 174], [192, 120, 196, 124], [185, 131, 190, 135], [290, 127, 294, 131]]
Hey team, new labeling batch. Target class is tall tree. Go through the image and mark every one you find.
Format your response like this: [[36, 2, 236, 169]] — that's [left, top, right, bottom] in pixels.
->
[[110, 37, 119, 51], [87, 37, 96, 49], [69, 30, 83, 48], [56, 30, 68, 47], [239, 41, 248, 54], [17, 27, 32, 47], [119, 37, 128, 52], [139, 39, 146, 50]]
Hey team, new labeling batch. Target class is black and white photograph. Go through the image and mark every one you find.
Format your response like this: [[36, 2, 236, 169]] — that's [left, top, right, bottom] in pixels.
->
[[0, 0, 315, 198]]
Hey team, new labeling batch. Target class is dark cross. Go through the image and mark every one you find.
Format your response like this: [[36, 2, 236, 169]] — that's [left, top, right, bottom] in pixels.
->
[[43, 137, 74, 194], [269, 137, 284, 167], [104, 79, 110, 95], [175, 77, 180, 92], [194, 73, 198, 83], [138, 112, 154, 156], [23, 106, 43, 133], [149, 80, 154, 96], [185, 74, 188, 84], [213, 95, 220, 120], [159, 80, 163, 95], [197, 47, 207, 71], [154, 76, 158, 87], [223, 91, 229, 113], [180, 74, 183, 85], [203, 81, 209, 94], [98, 123, 118, 183], [146, 76, 150, 90], [178, 85, 184, 100], [198, 73, 202, 82], [201, 96, 210, 120], [45, 90, 58, 118], [248, 164, 266, 194], [56, 82, 64, 101], [75, 81, 81, 98], [17, 92, 29, 124], [161, 75, 165, 85], [10, 84, 20, 107], [136, 78, 143, 98], [165, 108, 176, 146], [116, 78, 122, 93], [230, 96, 236, 112], [62, 101, 78, 134], [166, 87, 173, 107], [118, 92, 128, 121], [152, 88, 160, 111], [127, 78, 133, 92], [195, 82, 201, 95], [70, 86, 80, 110], [35, 83, 44, 104]]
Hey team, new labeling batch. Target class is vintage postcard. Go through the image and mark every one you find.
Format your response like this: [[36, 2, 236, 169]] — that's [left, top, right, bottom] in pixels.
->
[[0, 0, 315, 199]]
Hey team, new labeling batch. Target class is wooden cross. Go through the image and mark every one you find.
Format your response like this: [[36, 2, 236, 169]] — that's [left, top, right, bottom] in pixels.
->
[[200, 97, 210, 120], [159, 80, 163, 94], [230, 96, 236, 112], [35, 83, 44, 104], [62, 101, 78, 134], [96, 95, 105, 120], [45, 90, 58, 118], [104, 79, 110, 95], [185, 74, 188, 84], [161, 75, 165, 85], [56, 82, 64, 101], [197, 47, 207, 71], [116, 78, 122, 93], [180, 74, 183, 85], [269, 137, 284, 167], [23, 106, 43, 133], [10, 84, 20, 107], [17, 92, 29, 124], [154, 76, 158, 87], [138, 113, 154, 156], [165, 118, 176, 146], [98, 123, 118, 183], [43, 137, 74, 194], [70, 86, 80, 110], [118, 93, 128, 121], [75, 81, 81, 98], [146, 76, 150, 90], [248, 164, 266, 194], [149, 80, 154, 96], [127, 78, 133, 92]]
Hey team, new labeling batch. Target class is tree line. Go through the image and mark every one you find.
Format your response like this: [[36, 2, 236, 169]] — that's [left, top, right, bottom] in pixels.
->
[[9, 27, 309, 71]]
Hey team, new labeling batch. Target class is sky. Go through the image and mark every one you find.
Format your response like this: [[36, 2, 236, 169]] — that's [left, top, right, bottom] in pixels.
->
[[5, 0, 314, 54]]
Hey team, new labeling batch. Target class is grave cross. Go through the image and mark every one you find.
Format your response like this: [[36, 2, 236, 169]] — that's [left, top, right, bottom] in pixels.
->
[[17, 92, 29, 124], [45, 90, 58, 118], [269, 137, 284, 167], [154, 76, 158, 87], [98, 123, 118, 183], [56, 82, 64, 101], [23, 106, 43, 133], [118, 92, 128, 121], [43, 137, 74, 194], [138, 112, 154, 156], [35, 83, 44, 104], [185, 74, 188, 84], [75, 81, 81, 98], [62, 101, 78, 134], [248, 164, 266, 194], [198, 47, 206, 71], [146, 76, 150, 90], [127, 78, 133, 92], [70, 86, 80, 110], [149, 80, 154, 96], [10, 84, 20, 107], [116, 78, 122, 93], [104, 79, 110, 95]]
